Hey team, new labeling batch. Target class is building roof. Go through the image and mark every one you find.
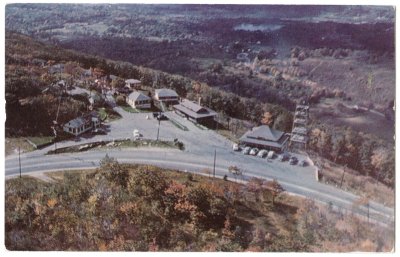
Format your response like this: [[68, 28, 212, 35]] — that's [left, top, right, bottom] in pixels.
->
[[239, 125, 287, 149], [173, 99, 217, 119], [181, 99, 207, 113], [64, 112, 99, 128], [128, 91, 150, 102], [155, 88, 179, 98], [109, 75, 119, 80], [65, 117, 86, 128], [125, 79, 141, 84]]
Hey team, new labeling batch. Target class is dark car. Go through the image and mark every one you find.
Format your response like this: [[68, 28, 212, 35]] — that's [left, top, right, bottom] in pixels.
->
[[157, 113, 168, 120], [278, 153, 290, 162], [299, 160, 308, 167], [289, 157, 298, 165]]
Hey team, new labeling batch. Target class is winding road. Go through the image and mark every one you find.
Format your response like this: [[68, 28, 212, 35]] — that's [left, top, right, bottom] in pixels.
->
[[5, 147, 394, 227]]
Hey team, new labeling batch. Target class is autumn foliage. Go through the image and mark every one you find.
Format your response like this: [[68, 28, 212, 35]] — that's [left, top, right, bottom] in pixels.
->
[[5, 159, 393, 251]]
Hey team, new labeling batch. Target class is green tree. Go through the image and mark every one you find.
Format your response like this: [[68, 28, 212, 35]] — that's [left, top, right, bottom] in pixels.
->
[[273, 111, 293, 132], [111, 77, 125, 88]]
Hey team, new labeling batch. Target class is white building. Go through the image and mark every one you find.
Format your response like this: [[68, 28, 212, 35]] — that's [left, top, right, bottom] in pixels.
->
[[154, 88, 179, 103], [125, 79, 141, 89], [63, 112, 101, 136], [127, 91, 151, 109]]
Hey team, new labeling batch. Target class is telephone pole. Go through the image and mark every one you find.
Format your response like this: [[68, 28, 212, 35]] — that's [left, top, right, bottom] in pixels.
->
[[18, 147, 22, 178], [213, 149, 216, 179], [340, 165, 346, 188]]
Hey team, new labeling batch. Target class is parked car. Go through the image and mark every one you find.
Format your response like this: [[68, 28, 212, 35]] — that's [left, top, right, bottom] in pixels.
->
[[289, 157, 298, 165], [267, 150, 275, 159], [278, 153, 290, 162], [92, 128, 106, 135], [232, 143, 240, 151], [249, 148, 259, 156], [157, 113, 168, 120], [133, 129, 141, 138], [242, 146, 251, 155], [299, 160, 308, 167], [257, 149, 268, 158]]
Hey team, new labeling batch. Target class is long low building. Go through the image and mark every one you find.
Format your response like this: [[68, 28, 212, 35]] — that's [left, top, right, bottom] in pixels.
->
[[173, 99, 217, 126], [239, 125, 289, 152]]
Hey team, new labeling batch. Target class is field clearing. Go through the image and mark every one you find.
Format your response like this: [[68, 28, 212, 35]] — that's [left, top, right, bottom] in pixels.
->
[[311, 98, 394, 143], [5, 138, 35, 156], [300, 55, 395, 108]]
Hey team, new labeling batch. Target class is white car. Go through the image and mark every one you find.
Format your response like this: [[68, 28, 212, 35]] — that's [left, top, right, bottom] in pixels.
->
[[133, 129, 141, 138], [257, 149, 268, 158], [250, 148, 259, 156], [267, 150, 275, 159], [242, 147, 251, 155], [232, 143, 240, 151]]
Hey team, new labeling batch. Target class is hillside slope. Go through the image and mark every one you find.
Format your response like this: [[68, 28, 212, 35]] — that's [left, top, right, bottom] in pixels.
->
[[5, 162, 394, 251]]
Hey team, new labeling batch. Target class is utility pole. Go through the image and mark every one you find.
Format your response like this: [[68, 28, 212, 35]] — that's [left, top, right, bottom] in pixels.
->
[[18, 147, 22, 178], [213, 149, 216, 179], [156, 115, 161, 141], [340, 165, 346, 188]]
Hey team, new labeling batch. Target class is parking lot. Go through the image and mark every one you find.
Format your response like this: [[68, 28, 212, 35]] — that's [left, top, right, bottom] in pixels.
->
[[39, 92, 316, 184]]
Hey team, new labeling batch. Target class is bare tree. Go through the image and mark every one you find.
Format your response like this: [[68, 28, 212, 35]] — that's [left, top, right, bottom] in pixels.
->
[[264, 179, 284, 205], [228, 166, 242, 182]]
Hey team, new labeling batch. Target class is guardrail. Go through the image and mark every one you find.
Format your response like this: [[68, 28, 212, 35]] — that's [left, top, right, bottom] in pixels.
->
[[168, 117, 189, 131]]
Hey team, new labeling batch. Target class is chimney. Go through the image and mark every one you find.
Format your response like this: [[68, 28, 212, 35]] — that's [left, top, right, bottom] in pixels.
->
[[198, 97, 201, 106]]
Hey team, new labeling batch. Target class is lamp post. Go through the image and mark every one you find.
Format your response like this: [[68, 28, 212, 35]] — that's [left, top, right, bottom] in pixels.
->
[[156, 114, 161, 141]]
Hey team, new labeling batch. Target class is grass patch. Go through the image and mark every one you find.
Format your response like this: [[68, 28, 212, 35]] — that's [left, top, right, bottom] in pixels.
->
[[98, 107, 122, 121], [26, 136, 54, 149], [118, 139, 183, 149], [47, 139, 184, 155], [121, 105, 160, 113], [121, 105, 140, 113], [5, 138, 35, 156]]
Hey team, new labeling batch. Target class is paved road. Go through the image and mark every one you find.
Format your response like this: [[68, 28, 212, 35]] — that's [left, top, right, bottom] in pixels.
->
[[4, 90, 394, 226], [5, 147, 394, 226]]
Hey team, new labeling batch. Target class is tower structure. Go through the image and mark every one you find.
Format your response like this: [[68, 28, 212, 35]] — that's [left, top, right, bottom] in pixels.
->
[[289, 102, 309, 151]]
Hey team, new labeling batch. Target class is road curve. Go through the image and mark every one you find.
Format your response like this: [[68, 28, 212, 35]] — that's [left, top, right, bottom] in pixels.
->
[[5, 147, 394, 226]]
